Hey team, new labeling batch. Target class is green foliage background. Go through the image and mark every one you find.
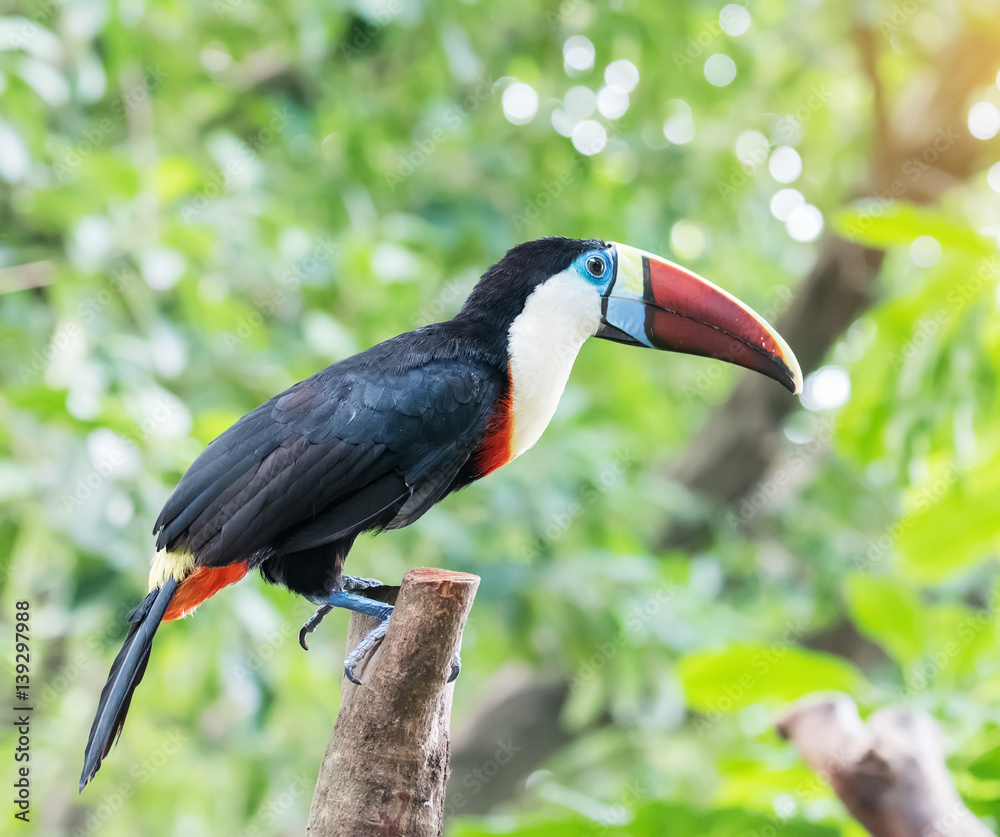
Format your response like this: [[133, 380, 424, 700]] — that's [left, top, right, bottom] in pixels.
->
[[1, 0, 999, 834]]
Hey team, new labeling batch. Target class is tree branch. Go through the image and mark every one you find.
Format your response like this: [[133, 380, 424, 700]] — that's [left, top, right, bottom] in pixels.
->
[[307, 567, 480, 837], [777, 694, 994, 837]]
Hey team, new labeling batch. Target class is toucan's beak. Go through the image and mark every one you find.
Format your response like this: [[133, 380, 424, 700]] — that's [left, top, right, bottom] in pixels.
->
[[597, 242, 803, 395]]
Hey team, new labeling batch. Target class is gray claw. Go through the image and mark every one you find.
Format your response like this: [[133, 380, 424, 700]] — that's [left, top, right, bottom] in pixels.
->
[[299, 604, 333, 651], [343, 619, 390, 686], [448, 652, 462, 683]]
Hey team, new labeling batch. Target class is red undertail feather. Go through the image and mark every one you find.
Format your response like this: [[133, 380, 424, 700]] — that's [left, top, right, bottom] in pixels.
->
[[163, 562, 249, 622]]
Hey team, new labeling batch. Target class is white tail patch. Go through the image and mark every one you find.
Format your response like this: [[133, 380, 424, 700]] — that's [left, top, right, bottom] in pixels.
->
[[148, 548, 195, 591], [506, 271, 601, 458]]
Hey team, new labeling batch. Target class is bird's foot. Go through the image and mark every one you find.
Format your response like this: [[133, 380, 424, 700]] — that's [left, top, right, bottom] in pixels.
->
[[344, 616, 390, 685], [301, 589, 394, 683], [343, 620, 462, 685], [341, 575, 383, 592], [298, 578, 386, 651], [299, 586, 462, 686]]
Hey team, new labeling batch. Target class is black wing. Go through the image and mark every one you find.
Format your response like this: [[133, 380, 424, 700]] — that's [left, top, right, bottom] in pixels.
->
[[153, 329, 505, 568]]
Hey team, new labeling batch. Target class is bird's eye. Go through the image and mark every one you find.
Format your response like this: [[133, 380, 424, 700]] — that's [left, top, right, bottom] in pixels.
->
[[586, 256, 606, 278]]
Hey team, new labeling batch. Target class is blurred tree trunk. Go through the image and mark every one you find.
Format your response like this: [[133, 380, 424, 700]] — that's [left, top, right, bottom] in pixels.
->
[[447, 23, 1000, 817], [777, 695, 995, 837]]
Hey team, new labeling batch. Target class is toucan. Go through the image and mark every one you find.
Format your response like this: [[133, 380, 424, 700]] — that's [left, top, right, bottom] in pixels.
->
[[80, 237, 801, 790]]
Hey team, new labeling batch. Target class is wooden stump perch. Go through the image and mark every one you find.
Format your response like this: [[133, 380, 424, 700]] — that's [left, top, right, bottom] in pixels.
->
[[777, 693, 994, 837], [307, 567, 480, 837]]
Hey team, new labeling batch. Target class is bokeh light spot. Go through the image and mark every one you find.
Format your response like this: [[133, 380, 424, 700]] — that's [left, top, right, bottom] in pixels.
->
[[768, 145, 802, 183], [564, 85, 597, 119], [663, 101, 695, 144], [735, 130, 769, 167], [597, 86, 629, 119], [720, 4, 751, 36], [786, 204, 823, 241], [572, 120, 607, 155], [769, 188, 805, 221], [563, 35, 595, 74], [910, 235, 941, 267], [670, 220, 707, 260], [801, 365, 851, 411], [969, 102, 1000, 140], [605, 59, 639, 93], [502, 82, 539, 125], [987, 161, 1000, 192], [704, 54, 736, 87]]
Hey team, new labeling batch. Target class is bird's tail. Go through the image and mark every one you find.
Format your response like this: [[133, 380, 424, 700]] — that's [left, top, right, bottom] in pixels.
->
[[79, 577, 178, 792]]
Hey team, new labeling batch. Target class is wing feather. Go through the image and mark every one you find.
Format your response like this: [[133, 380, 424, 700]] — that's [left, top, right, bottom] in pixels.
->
[[154, 329, 505, 570]]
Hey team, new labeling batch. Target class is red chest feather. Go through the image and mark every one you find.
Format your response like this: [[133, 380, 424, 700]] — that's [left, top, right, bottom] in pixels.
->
[[469, 370, 514, 478]]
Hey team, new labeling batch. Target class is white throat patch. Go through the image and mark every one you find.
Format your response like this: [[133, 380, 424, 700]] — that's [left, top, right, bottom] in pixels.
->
[[506, 270, 601, 458]]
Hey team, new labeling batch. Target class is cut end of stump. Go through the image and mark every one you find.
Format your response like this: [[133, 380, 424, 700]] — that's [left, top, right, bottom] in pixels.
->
[[404, 567, 480, 596]]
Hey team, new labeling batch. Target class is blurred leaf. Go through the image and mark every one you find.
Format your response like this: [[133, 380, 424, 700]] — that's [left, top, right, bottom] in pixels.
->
[[678, 645, 867, 713], [833, 203, 996, 256], [844, 573, 923, 666], [897, 447, 1000, 581]]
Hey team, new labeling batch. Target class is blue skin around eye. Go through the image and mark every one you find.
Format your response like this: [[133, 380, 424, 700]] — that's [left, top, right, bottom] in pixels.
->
[[574, 251, 614, 292]]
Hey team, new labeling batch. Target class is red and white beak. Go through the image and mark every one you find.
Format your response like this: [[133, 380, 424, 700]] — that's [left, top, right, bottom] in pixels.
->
[[597, 243, 802, 394]]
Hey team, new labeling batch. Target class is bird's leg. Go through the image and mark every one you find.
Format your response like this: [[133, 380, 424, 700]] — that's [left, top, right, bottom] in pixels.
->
[[300, 585, 462, 685], [298, 577, 385, 651], [302, 589, 394, 684], [341, 575, 383, 592]]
